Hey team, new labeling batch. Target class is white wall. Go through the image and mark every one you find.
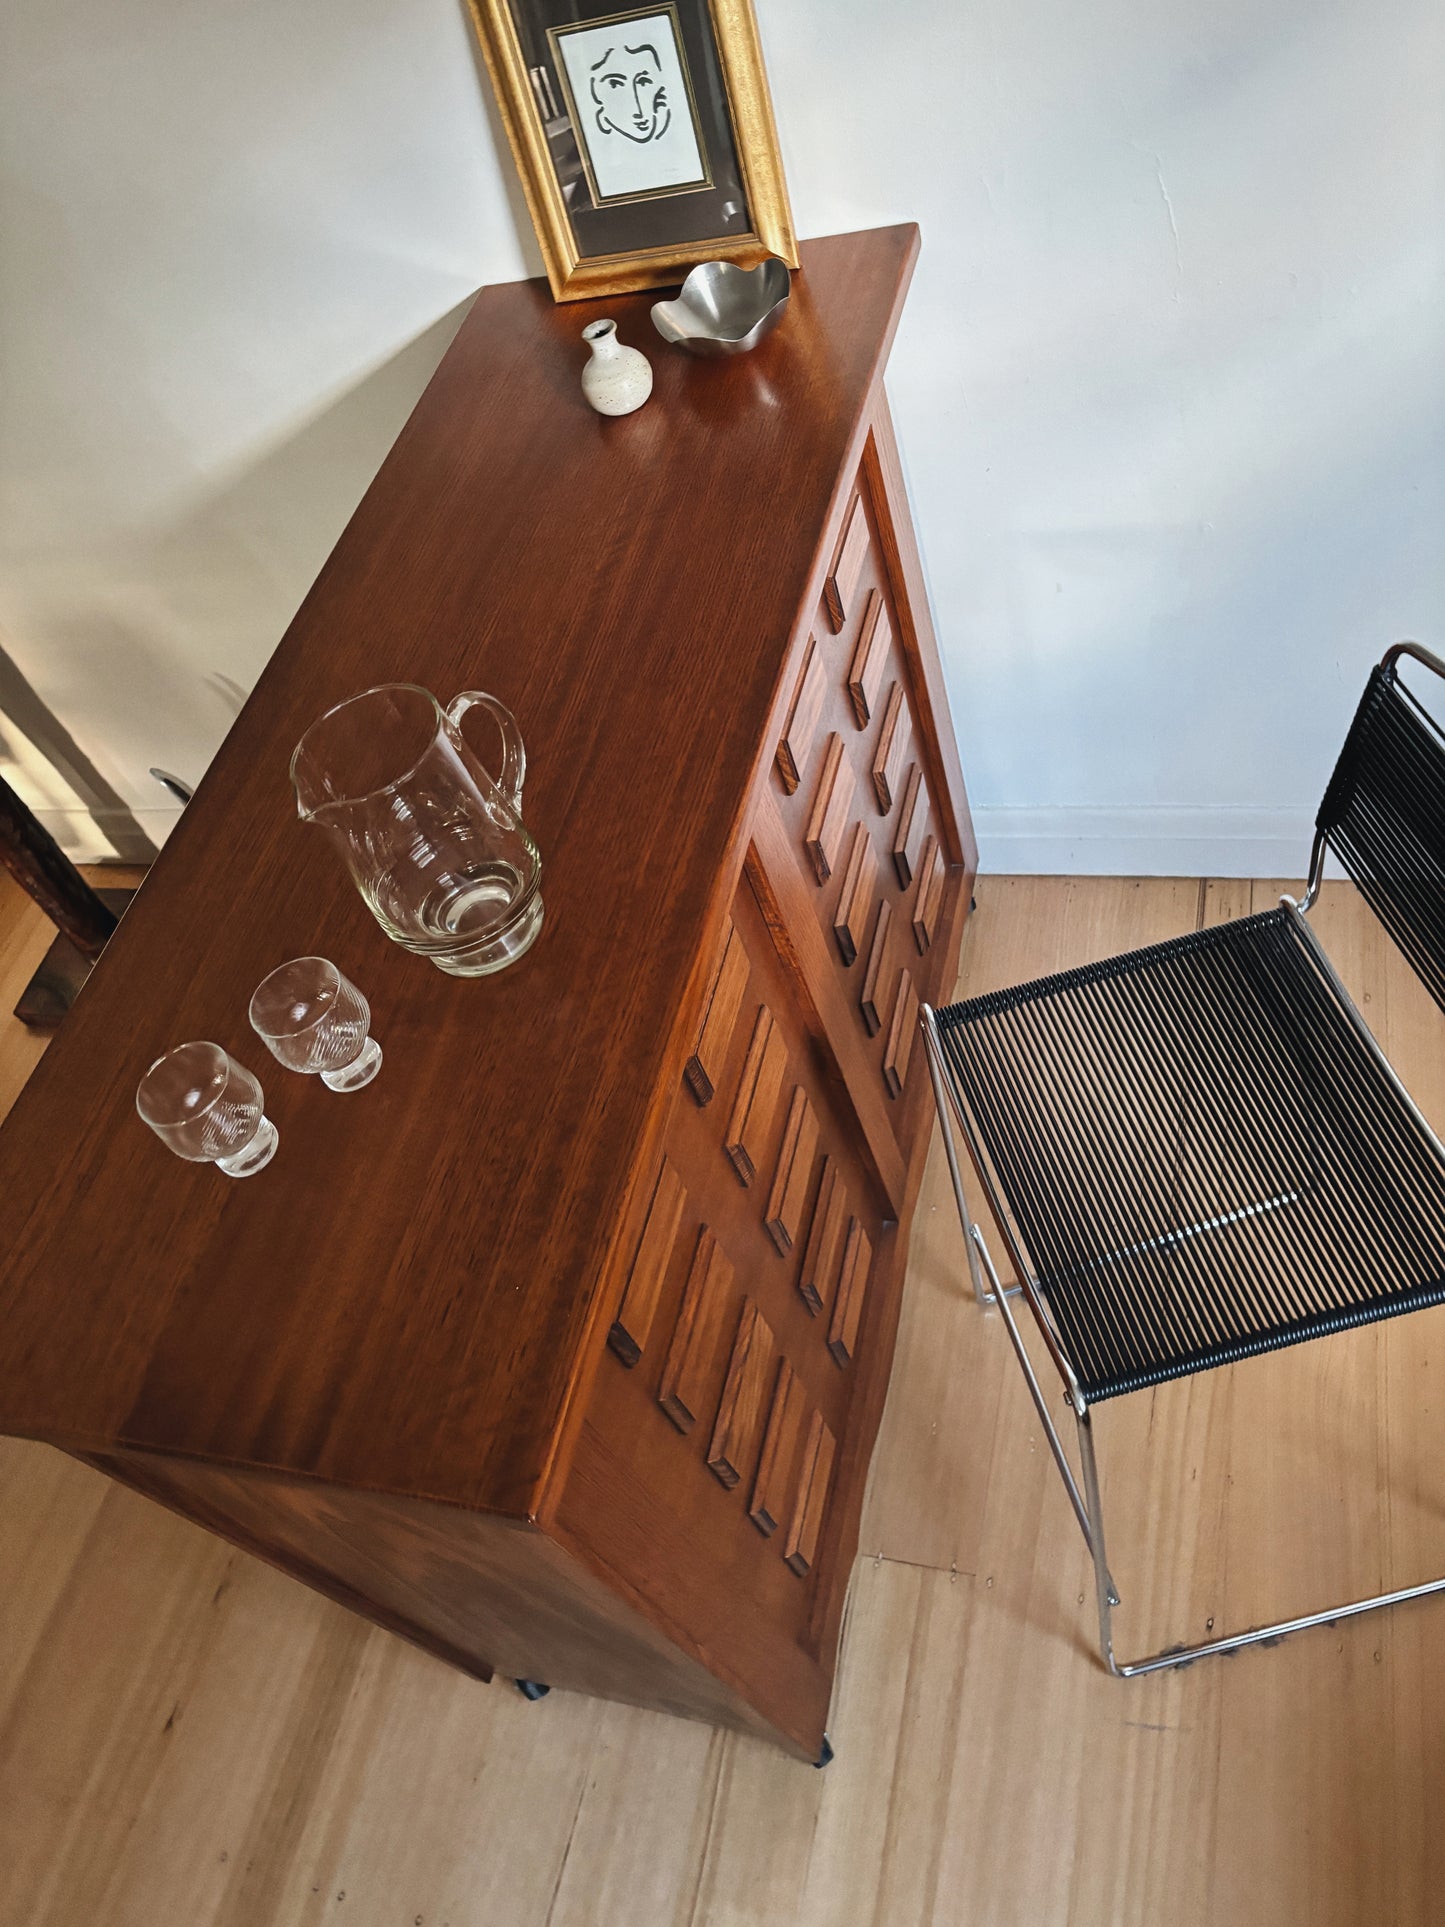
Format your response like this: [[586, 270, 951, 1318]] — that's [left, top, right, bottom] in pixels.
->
[[3, 0, 1442, 873], [0, 0, 534, 857], [766, 0, 1445, 876]]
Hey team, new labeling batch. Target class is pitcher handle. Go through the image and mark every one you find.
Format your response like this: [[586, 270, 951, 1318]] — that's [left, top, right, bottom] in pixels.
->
[[447, 691, 526, 813]]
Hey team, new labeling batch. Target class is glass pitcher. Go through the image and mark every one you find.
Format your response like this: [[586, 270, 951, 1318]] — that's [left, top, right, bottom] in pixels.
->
[[290, 683, 543, 977]]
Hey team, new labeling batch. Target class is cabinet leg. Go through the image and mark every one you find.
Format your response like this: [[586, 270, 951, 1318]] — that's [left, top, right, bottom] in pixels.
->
[[814, 1733, 834, 1769], [514, 1678, 551, 1701]]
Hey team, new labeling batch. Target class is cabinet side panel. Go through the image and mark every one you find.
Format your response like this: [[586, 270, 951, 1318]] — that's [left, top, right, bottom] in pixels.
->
[[76, 1448, 800, 1749]]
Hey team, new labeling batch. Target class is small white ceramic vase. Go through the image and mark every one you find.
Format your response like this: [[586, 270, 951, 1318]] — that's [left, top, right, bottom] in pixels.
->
[[579, 319, 653, 417]]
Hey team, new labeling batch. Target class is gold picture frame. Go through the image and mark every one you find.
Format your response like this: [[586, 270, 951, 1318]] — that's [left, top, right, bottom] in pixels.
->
[[465, 0, 799, 301]]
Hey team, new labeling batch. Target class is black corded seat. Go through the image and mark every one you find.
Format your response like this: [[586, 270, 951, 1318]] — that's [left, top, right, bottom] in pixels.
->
[[922, 643, 1445, 1676], [936, 908, 1445, 1404]]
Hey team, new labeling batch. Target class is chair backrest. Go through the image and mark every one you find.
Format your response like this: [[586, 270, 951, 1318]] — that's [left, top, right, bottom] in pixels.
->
[[1317, 645, 1445, 1013]]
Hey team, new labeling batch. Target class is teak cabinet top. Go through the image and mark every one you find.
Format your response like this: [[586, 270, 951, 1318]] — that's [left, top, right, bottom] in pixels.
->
[[0, 225, 924, 1522]]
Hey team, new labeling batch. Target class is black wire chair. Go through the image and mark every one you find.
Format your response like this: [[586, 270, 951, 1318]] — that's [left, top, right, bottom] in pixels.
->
[[921, 641, 1445, 1675]]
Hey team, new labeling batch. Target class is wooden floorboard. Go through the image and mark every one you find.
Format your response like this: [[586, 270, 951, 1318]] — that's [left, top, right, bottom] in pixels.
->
[[2, 872, 1444, 1925]]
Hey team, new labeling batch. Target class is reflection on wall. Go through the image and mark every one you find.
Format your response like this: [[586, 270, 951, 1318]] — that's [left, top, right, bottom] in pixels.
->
[[0, 641, 156, 862], [3, 0, 1442, 872]]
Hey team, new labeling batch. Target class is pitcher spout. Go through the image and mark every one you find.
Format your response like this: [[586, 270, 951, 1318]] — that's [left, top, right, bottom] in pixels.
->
[[289, 740, 328, 824], [289, 736, 355, 827], [289, 683, 442, 826]]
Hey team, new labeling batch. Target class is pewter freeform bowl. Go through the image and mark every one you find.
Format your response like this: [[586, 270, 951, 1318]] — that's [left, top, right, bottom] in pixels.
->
[[650, 257, 791, 357]]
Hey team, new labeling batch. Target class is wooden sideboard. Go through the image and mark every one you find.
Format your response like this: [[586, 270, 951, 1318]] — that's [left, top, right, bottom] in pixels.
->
[[0, 225, 975, 1760]]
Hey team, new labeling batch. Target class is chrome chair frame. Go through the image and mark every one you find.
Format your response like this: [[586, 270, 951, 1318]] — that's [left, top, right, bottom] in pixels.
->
[[922, 639, 1445, 1676]]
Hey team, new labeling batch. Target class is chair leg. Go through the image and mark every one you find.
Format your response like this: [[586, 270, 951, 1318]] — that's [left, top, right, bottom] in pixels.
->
[[976, 1227, 1119, 1608], [1073, 1400, 1445, 1677], [921, 1005, 1117, 1598], [1075, 1405, 1123, 1675]]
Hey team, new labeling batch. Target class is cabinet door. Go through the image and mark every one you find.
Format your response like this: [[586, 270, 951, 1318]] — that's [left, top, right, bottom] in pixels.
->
[[565, 862, 894, 1725], [765, 460, 964, 1183]]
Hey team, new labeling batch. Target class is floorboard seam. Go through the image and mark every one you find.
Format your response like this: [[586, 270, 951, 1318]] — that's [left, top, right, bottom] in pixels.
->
[[859, 1551, 979, 1580]]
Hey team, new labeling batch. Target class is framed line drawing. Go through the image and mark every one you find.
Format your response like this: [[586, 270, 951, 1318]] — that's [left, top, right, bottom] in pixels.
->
[[466, 0, 798, 301], [548, 9, 711, 207]]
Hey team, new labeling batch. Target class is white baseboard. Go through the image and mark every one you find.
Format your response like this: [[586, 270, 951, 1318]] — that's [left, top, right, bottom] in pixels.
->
[[36, 800, 1327, 882], [971, 807, 1329, 880], [30, 806, 183, 865]]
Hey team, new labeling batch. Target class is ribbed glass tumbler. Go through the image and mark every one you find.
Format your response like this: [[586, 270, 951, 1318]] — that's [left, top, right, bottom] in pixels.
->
[[248, 956, 382, 1092], [136, 1041, 279, 1177]]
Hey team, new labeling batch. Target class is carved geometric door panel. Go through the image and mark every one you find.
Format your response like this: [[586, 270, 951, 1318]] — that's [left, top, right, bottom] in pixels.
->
[[586, 860, 889, 1658], [768, 462, 964, 1171]]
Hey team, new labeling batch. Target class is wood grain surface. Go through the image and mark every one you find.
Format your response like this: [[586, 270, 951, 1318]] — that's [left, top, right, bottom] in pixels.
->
[[846, 592, 892, 728], [658, 1230, 735, 1435], [0, 226, 923, 1524], [706, 1299, 774, 1491], [607, 1156, 687, 1367], [860, 900, 892, 1037], [893, 764, 926, 887], [785, 1410, 836, 1577], [824, 496, 869, 632], [776, 638, 826, 795], [798, 1157, 848, 1316], [833, 821, 878, 965], [684, 917, 749, 1107]]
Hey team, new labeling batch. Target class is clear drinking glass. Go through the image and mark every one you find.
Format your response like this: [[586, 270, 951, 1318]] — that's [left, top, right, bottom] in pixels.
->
[[248, 956, 382, 1091], [136, 1042, 278, 1177]]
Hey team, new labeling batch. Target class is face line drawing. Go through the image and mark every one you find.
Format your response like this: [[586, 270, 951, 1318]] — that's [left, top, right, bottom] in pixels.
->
[[588, 40, 672, 145]]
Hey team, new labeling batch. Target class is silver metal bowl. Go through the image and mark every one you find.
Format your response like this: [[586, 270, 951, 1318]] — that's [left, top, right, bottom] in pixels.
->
[[650, 257, 791, 357]]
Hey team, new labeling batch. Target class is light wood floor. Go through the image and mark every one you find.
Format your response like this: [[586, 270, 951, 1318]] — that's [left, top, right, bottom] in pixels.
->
[[3, 870, 1444, 1926]]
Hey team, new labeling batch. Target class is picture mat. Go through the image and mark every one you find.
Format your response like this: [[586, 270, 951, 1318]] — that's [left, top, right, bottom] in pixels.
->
[[550, 7, 710, 204]]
